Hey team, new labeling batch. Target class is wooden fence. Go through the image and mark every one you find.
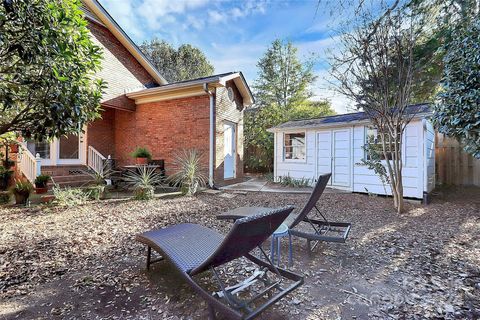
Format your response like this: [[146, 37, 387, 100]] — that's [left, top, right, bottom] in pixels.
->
[[435, 133, 480, 186]]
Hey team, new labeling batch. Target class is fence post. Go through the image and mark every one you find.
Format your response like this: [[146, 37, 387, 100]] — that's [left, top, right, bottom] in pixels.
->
[[35, 153, 41, 177]]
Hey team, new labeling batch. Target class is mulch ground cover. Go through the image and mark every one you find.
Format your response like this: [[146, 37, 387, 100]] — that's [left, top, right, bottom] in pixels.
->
[[0, 187, 479, 319]]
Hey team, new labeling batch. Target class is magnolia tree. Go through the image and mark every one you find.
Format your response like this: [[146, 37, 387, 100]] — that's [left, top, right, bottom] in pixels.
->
[[433, 20, 480, 159], [331, 7, 420, 213], [0, 0, 104, 140]]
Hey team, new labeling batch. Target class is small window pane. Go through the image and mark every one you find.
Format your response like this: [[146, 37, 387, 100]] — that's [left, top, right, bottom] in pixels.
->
[[284, 133, 305, 160], [27, 140, 50, 159]]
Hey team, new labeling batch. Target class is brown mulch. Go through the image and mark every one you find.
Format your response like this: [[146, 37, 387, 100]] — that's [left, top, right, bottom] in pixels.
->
[[0, 187, 479, 319]]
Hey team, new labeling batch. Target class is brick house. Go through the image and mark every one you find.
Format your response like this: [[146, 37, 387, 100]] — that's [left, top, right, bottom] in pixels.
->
[[17, 0, 254, 187]]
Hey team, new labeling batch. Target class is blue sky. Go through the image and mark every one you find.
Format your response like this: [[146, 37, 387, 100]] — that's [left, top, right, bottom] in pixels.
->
[[99, 0, 354, 113]]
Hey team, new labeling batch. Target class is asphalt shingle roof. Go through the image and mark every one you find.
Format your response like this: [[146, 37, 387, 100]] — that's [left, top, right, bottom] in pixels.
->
[[271, 104, 431, 130]]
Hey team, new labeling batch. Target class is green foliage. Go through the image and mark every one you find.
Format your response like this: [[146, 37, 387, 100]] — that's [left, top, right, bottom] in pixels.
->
[[433, 20, 480, 159], [245, 39, 333, 171], [83, 164, 116, 186], [169, 149, 208, 196], [277, 175, 311, 188], [0, 191, 10, 204], [140, 38, 214, 82], [53, 186, 89, 207], [11, 179, 33, 194], [123, 167, 164, 200], [288, 101, 335, 120], [254, 39, 317, 109], [131, 147, 152, 159], [0, 0, 105, 139], [34, 174, 50, 188], [84, 185, 106, 201], [0, 166, 13, 191]]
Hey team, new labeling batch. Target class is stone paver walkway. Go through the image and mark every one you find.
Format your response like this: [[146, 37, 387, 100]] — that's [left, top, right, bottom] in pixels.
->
[[220, 177, 347, 194]]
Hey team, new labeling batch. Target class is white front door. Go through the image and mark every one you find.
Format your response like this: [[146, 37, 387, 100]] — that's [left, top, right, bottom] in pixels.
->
[[316, 129, 351, 188], [56, 132, 86, 165], [26, 132, 86, 166], [223, 122, 236, 179]]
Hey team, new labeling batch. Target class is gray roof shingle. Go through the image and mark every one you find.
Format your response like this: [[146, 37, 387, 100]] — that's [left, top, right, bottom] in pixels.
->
[[271, 104, 431, 130]]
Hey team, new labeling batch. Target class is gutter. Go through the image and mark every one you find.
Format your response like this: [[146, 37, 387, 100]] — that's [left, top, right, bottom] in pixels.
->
[[203, 83, 216, 189]]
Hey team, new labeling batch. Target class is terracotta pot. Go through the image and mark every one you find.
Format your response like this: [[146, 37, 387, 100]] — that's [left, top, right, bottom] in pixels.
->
[[135, 157, 149, 165], [41, 195, 55, 204], [35, 187, 48, 194], [9, 144, 19, 153]]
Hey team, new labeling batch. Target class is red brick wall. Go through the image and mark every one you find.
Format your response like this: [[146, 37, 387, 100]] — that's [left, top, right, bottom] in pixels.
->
[[87, 21, 158, 111], [114, 96, 211, 176], [87, 107, 116, 158]]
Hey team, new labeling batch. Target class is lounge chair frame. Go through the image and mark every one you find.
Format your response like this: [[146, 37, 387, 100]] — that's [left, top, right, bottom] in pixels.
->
[[217, 173, 351, 256], [137, 207, 303, 320]]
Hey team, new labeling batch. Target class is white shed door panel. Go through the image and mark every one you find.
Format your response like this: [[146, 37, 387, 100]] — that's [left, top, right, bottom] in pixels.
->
[[332, 129, 351, 187], [316, 129, 351, 188], [316, 132, 332, 181]]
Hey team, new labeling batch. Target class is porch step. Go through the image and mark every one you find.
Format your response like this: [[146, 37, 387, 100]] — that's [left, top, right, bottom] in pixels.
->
[[41, 165, 89, 177]]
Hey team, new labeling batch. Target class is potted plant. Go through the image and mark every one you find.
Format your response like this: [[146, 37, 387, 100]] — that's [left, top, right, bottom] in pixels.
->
[[34, 174, 51, 194], [9, 142, 19, 153], [11, 179, 33, 205], [0, 166, 13, 191], [131, 147, 152, 165]]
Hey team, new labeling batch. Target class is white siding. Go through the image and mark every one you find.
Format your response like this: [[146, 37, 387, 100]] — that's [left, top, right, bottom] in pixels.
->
[[273, 119, 428, 199], [275, 130, 317, 183], [352, 121, 424, 198], [424, 120, 436, 192]]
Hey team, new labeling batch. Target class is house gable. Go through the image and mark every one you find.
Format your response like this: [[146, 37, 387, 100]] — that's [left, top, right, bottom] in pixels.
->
[[87, 21, 157, 111]]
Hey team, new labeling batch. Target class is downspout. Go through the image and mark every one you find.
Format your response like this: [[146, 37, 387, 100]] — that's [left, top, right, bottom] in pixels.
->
[[203, 83, 216, 188]]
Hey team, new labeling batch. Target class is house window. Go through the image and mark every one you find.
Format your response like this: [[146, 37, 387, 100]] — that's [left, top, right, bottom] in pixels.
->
[[365, 127, 393, 160], [26, 140, 50, 159], [284, 133, 305, 160]]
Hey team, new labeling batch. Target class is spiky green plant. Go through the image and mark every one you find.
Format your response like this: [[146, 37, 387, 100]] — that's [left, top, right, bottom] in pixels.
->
[[123, 166, 163, 200], [169, 149, 208, 196]]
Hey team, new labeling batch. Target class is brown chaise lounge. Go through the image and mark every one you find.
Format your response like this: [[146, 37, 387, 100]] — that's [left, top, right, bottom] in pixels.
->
[[136, 206, 303, 320], [217, 173, 351, 255]]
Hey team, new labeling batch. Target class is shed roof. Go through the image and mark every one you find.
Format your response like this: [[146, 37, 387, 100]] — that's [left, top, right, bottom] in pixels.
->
[[269, 104, 431, 131]]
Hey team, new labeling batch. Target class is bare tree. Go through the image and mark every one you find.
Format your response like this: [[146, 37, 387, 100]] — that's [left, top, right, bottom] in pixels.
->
[[331, 7, 420, 213]]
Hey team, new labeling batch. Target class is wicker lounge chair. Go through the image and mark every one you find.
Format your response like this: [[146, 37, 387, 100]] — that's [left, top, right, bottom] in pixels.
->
[[217, 173, 351, 255], [136, 206, 303, 320]]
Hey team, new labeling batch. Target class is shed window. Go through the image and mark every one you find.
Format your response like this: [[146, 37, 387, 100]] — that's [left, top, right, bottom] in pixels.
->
[[365, 127, 393, 160], [284, 133, 305, 160]]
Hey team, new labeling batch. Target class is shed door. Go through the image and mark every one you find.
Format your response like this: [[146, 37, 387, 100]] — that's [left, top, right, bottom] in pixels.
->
[[332, 129, 351, 187], [316, 129, 351, 188], [316, 131, 332, 184], [223, 123, 236, 179]]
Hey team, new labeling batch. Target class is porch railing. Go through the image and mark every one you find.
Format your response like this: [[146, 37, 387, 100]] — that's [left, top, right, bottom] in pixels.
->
[[88, 146, 106, 174], [19, 147, 41, 183]]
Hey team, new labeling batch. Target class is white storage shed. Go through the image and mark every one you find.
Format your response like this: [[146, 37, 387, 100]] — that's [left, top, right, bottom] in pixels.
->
[[268, 104, 435, 200]]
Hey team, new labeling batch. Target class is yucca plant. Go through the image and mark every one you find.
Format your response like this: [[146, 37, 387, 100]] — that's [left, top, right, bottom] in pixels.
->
[[169, 149, 208, 196], [123, 166, 164, 200]]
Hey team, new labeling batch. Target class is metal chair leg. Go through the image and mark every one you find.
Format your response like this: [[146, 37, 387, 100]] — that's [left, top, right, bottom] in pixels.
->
[[147, 246, 151, 270], [270, 236, 275, 265], [288, 233, 293, 267], [277, 236, 281, 267]]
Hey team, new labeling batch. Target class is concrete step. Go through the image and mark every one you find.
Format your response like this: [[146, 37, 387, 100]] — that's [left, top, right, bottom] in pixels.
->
[[51, 180, 96, 188], [50, 174, 94, 184]]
